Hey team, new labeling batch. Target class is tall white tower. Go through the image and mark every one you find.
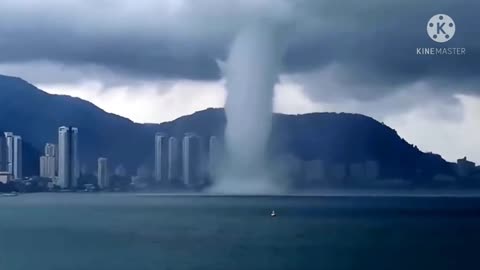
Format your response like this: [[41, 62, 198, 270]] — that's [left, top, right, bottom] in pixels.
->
[[4, 132, 14, 176], [154, 133, 168, 183], [40, 143, 57, 179], [168, 137, 180, 182], [182, 133, 202, 187], [45, 143, 56, 157], [0, 136, 7, 172], [58, 126, 79, 189], [97, 157, 109, 189], [12, 135, 22, 179], [208, 136, 221, 178], [3, 133, 22, 179]]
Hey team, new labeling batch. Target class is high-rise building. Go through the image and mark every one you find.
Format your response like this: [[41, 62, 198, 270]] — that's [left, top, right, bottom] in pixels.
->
[[154, 133, 168, 183], [40, 143, 57, 179], [329, 163, 347, 184], [365, 160, 380, 180], [114, 164, 127, 177], [4, 132, 14, 174], [45, 143, 56, 157], [304, 160, 326, 184], [349, 163, 366, 181], [58, 126, 79, 189], [168, 137, 180, 182], [208, 136, 221, 178], [136, 165, 151, 179], [12, 135, 22, 179], [182, 133, 202, 187], [0, 136, 8, 172], [3, 133, 22, 179], [40, 156, 47, 177], [0, 172, 11, 184], [40, 156, 56, 179], [97, 157, 109, 189]]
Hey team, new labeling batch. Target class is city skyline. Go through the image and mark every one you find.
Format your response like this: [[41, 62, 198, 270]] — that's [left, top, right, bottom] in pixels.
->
[[0, 123, 478, 191]]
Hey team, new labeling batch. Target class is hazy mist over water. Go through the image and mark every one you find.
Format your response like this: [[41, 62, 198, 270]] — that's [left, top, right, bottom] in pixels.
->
[[213, 23, 285, 194]]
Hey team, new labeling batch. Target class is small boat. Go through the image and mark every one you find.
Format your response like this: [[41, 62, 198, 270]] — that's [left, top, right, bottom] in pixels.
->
[[270, 210, 276, 217]]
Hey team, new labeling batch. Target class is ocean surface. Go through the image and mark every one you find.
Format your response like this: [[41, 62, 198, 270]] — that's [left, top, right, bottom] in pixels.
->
[[1, 192, 480, 270]]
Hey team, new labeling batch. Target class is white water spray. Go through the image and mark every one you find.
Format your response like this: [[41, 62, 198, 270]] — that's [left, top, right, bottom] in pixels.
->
[[212, 23, 285, 193]]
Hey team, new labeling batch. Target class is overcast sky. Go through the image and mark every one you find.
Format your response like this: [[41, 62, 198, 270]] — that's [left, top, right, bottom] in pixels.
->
[[0, 0, 479, 163]]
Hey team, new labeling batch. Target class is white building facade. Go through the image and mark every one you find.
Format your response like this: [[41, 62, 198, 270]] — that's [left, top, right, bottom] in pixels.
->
[[3, 132, 22, 179], [167, 137, 180, 182], [154, 133, 169, 183], [208, 136, 221, 178], [182, 133, 202, 187], [0, 136, 8, 172], [97, 157, 109, 189], [58, 127, 79, 189], [40, 143, 56, 179]]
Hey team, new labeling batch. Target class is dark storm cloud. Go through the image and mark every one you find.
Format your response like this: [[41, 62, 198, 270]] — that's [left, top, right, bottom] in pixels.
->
[[0, 0, 479, 95], [0, 20, 222, 80], [285, 0, 480, 83], [280, 0, 480, 107]]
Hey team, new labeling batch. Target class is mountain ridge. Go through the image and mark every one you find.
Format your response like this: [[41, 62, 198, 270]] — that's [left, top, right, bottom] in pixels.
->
[[0, 74, 454, 182]]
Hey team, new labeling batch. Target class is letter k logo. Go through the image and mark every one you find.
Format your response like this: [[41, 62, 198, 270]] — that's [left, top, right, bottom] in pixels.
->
[[437, 22, 446, 34], [427, 14, 455, 43]]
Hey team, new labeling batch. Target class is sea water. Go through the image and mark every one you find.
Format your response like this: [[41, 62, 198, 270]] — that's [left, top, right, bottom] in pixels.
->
[[0, 193, 479, 270]]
